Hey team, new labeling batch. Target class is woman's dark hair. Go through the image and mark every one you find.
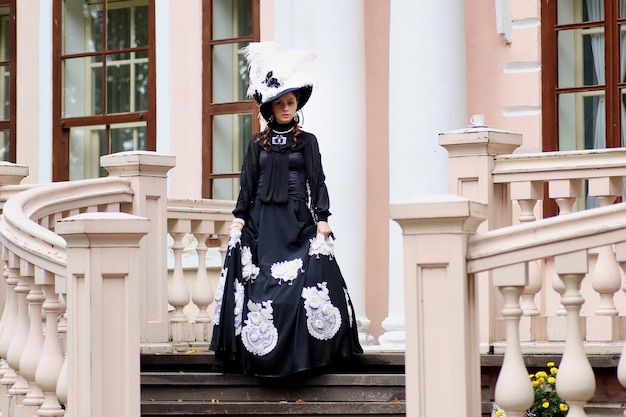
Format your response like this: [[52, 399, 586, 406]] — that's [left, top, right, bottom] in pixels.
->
[[256, 91, 301, 152]]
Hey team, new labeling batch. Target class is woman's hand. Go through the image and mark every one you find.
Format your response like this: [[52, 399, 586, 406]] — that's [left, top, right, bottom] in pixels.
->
[[229, 218, 245, 233], [317, 221, 331, 239]]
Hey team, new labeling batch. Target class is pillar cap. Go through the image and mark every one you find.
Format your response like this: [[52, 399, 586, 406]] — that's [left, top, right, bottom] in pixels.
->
[[57, 212, 150, 247], [101, 151, 176, 177], [439, 128, 522, 156], [390, 195, 487, 234]]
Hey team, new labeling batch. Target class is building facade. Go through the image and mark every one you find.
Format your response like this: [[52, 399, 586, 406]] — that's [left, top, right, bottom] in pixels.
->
[[17, 0, 615, 348]]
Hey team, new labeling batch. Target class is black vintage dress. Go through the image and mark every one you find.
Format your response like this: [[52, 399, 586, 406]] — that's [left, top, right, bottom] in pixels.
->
[[209, 126, 363, 377]]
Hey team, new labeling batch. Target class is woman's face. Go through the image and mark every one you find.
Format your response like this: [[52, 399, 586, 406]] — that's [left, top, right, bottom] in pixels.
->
[[271, 92, 298, 124]]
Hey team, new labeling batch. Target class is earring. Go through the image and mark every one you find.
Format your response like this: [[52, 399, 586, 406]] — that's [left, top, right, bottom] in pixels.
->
[[268, 115, 274, 123], [294, 112, 300, 124]]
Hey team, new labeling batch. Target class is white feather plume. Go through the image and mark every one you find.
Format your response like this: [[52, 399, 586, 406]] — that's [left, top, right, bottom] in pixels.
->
[[243, 42, 317, 105]]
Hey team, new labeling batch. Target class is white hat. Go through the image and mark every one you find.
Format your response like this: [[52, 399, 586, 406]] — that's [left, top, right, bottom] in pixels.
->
[[244, 42, 316, 121]]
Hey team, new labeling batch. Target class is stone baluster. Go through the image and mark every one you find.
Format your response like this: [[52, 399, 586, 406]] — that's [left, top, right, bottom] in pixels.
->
[[554, 250, 595, 417], [57, 212, 149, 417], [35, 284, 65, 417], [546, 179, 584, 341], [510, 181, 544, 339], [167, 219, 191, 343], [19, 266, 45, 411], [6, 254, 32, 410], [191, 220, 214, 343], [492, 263, 534, 417], [587, 177, 622, 341], [0, 250, 18, 405], [612, 241, 626, 416]]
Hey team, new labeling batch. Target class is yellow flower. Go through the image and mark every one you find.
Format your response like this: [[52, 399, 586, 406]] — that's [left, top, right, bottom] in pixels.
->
[[542, 401, 550, 409], [538, 377, 545, 384], [532, 380, 540, 387], [536, 371, 548, 378], [529, 373, 535, 379], [560, 403, 568, 412], [548, 376, 556, 384], [495, 409, 503, 416], [547, 362, 555, 368], [550, 367, 558, 375]]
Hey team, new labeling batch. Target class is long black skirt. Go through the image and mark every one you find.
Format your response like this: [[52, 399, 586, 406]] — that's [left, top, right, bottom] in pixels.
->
[[210, 198, 363, 377]]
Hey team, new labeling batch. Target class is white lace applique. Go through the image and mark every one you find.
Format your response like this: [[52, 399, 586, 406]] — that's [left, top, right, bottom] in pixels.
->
[[212, 267, 228, 326], [241, 299, 278, 356], [228, 228, 242, 249], [233, 281, 245, 336], [241, 246, 260, 282], [270, 258, 304, 284], [308, 234, 335, 259], [301, 282, 341, 340]]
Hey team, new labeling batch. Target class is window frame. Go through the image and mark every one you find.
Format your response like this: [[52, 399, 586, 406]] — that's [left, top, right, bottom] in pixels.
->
[[542, 0, 623, 151], [0, 0, 15, 163], [201, 0, 260, 199], [52, 0, 156, 181]]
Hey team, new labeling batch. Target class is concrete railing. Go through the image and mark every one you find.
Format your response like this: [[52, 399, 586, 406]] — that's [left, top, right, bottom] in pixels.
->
[[440, 128, 626, 352], [0, 151, 234, 417], [392, 196, 626, 417]]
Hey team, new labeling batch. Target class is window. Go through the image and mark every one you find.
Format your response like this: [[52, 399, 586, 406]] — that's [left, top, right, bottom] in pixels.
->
[[53, 0, 155, 181], [0, 0, 14, 162], [542, 0, 626, 151], [202, 0, 260, 199]]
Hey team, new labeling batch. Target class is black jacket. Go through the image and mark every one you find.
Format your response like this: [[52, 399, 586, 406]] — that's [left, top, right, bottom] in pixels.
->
[[233, 131, 331, 223]]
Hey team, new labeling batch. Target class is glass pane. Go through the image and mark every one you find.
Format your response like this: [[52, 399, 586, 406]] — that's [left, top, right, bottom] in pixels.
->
[[107, 7, 130, 50], [212, 113, 252, 188], [69, 122, 147, 180], [558, 92, 604, 151], [212, 0, 252, 40], [557, 0, 602, 25], [106, 54, 131, 114], [0, 64, 9, 122], [212, 42, 249, 103], [111, 123, 147, 153], [134, 5, 149, 47], [64, 1, 101, 55], [63, 56, 103, 117], [557, 28, 603, 88], [0, 130, 10, 161], [135, 51, 149, 112], [69, 125, 107, 180], [212, 178, 239, 201], [0, 9, 10, 61]]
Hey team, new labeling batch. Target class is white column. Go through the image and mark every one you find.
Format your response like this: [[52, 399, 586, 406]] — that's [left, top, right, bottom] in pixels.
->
[[274, 0, 373, 344], [383, 0, 468, 348]]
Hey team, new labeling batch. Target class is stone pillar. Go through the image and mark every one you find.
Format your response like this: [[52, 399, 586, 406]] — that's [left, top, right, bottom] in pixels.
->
[[57, 212, 149, 417], [100, 151, 175, 349], [390, 195, 486, 417], [384, 0, 469, 348], [439, 128, 521, 351]]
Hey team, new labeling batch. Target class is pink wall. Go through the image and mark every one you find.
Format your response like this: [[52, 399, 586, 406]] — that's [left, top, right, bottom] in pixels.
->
[[465, 0, 542, 151]]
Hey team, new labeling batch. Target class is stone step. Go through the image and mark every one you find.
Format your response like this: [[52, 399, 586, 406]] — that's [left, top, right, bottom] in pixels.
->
[[141, 400, 406, 416], [141, 372, 405, 403]]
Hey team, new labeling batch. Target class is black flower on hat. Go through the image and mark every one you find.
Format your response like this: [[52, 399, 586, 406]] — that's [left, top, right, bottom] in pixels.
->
[[264, 71, 281, 89]]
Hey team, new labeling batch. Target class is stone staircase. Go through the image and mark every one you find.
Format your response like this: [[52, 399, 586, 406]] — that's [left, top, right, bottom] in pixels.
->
[[140, 351, 406, 417]]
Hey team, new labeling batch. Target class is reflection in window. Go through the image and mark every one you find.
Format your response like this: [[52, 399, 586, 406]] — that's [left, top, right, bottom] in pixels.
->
[[69, 122, 147, 180], [63, 1, 149, 118], [61, 0, 150, 180], [212, 113, 252, 200]]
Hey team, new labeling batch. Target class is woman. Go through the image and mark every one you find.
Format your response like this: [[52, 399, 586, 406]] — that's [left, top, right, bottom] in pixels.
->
[[210, 42, 362, 377]]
